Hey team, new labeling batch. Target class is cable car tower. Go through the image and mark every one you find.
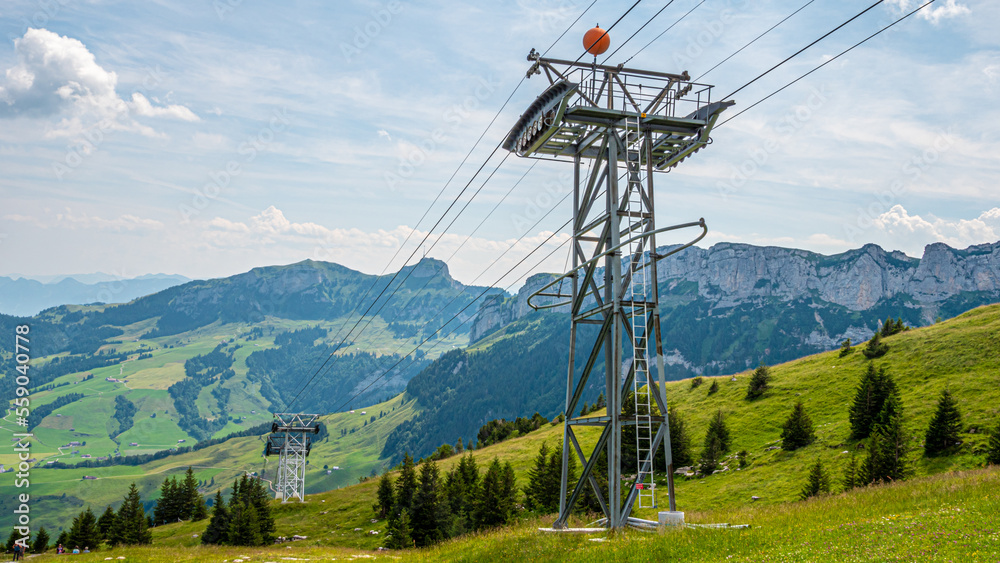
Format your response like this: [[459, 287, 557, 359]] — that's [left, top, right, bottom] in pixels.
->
[[506, 31, 732, 530], [264, 413, 321, 502]]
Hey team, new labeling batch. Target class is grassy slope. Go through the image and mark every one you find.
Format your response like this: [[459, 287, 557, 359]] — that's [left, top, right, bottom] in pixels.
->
[[11, 304, 1000, 548]]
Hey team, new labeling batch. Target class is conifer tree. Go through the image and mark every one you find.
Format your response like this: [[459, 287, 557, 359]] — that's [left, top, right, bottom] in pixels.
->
[[708, 380, 719, 395], [227, 500, 263, 546], [201, 491, 230, 545], [524, 442, 551, 512], [110, 483, 152, 546], [842, 453, 859, 491], [476, 458, 510, 528], [800, 458, 831, 500], [97, 505, 116, 542], [668, 405, 693, 467], [698, 433, 723, 476], [839, 338, 853, 357], [746, 363, 771, 400], [499, 461, 517, 523], [849, 363, 897, 439], [180, 467, 202, 520], [986, 418, 1000, 466], [862, 332, 889, 359], [67, 506, 101, 550], [705, 410, 732, 454], [384, 508, 412, 549], [394, 453, 418, 516], [455, 453, 480, 522], [924, 389, 963, 456], [411, 460, 446, 547], [374, 472, 395, 518], [31, 527, 49, 553], [781, 402, 816, 451], [153, 476, 180, 525], [242, 476, 275, 543], [861, 398, 909, 484]]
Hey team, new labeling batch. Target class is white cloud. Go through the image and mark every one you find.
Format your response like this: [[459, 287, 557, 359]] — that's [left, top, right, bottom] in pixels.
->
[[377, 129, 392, 141], [0, 28, 198, 137], [128, 92, 199, 121], [873, 204, 999, 253], [888, 0, 970, 24]]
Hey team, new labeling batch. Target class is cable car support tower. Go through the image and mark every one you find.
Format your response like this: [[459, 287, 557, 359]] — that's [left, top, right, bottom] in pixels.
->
[[264, 413, 321, 503], [505, 48, 732, 530]]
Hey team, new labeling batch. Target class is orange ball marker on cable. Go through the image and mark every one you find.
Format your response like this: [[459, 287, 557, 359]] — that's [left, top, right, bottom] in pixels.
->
[[583, 26, 610, 56]]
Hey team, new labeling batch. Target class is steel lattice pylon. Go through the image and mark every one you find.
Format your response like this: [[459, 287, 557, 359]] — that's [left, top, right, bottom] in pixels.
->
[[504, 51, 732, 529], [265, 413, 321, 503]]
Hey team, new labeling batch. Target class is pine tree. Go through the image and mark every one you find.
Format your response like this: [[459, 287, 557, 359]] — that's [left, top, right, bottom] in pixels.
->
[[524, 442, 551, 512], [880, 317, 895, 337], [861, 399, 909, 485], [374, 472, 395, 518], [986, 418, 1000, 466], [708, 380, 719, 395], [799, 458, 831, 500], [476, 458, 510, 528], [153, 476, 180, 525], [227, 500, 263, 546], [411, 460, 447, 547], [192, 496, 209, 521], [668, 405, 693, 467], [67, 506, 101, 551], [924, 389, 963, 456], [862, 332, 889, 359], [499, 461, 517, 524], [839, 338, 853, 357], [698, 432, 723, 476], [201, 491, 230, 545], [180, 467, 201, 520], [97, 505, 116, 542], [781, 402, 816, 451], [746, 363, 771, 400], [31, 527, 49, 553], [842, 452, 859, 491], [705, 410, 731, 454], [245, 476, 275, 543], [110, 483, 152, 546], [394, 453, 418, 516], [848, 363, 897, 439], [384, 508, 412, 549]]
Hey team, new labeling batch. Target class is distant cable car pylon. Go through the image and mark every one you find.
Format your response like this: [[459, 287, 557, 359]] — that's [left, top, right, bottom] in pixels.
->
[[264, 413, 322, 502]]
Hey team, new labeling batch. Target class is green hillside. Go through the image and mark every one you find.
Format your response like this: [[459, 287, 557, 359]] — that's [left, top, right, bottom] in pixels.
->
[[10, 303, 1000, 552]]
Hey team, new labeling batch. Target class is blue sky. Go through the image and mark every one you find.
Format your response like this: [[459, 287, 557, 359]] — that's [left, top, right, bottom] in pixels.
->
[[0, 0, 996, 288]]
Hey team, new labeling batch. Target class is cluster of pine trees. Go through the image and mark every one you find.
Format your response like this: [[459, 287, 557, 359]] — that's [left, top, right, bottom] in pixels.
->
[[153, 467, 208, 525], [201, 474, 276, 546], [374, 452, 517, 549], [19, 482, 153, 553]]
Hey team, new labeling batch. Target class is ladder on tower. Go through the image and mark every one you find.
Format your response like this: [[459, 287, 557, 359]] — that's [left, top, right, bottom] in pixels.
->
[[624, 112, 655, 509]]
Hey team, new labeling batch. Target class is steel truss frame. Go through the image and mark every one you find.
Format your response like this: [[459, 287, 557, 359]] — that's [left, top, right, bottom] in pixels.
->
[[506, 54, 731, 530], [269, 413, 320, 503]]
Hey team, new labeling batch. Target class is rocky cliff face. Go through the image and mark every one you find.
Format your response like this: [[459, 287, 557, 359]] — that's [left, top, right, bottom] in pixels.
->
[[470, 241, 1000, 347]]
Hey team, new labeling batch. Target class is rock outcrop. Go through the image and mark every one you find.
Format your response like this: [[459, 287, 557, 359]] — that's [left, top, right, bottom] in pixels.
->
[[470, 241, 1000, 344]]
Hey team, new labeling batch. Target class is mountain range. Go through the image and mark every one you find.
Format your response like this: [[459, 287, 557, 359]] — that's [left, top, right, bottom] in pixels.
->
[[0, 273, 190, 316], [0, 240, 997, 468]]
